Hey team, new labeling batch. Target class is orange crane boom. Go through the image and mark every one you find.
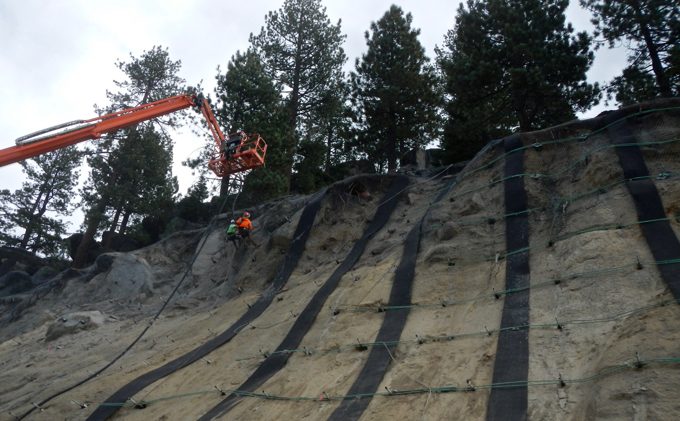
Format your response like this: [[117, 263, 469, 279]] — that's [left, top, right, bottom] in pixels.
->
[[0, 94, 266, 177]]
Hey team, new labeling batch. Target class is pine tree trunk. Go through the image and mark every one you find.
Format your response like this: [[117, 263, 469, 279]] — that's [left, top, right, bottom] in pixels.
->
[[220, 174, 231, 197], [18, 189, 45, 250], [119, 209, 132, 235], [629, 0, 671, 97], [27, 189, 53, 250], [325, 125, 332, 171], [102, 206, 123, 249], [73, 201, 106, 268], [387, 125, 398, 172], [285, 25, 304, 192], [110, 207, 122, 232]]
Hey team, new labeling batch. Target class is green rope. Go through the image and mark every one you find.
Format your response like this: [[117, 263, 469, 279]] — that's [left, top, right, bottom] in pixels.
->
[[446, 135, 680, 203], [92, 356, 680, 406], [236, 296, 679, 362], [555, 217, 672, 243], [346, 257, 675, 314], [450, 106, 680, 188], [437, 170, 678, 232]]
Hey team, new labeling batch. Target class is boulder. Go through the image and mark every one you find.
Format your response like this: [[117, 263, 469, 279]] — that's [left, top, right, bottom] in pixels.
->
[[66, 233, 102, 265], [101, 231, 141, 252], [62, 253, 155, 304], [31, 266, 59, 285], [0, 271, 33, 296], [45, 311, 106, 341], [436, 222, 458, 242]]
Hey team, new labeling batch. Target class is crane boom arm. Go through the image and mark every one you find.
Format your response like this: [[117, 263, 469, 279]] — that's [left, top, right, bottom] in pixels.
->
[[0, 94, 225, 167]]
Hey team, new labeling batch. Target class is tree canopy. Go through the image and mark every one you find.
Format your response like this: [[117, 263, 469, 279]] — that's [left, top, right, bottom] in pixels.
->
[[214, 49, 290, 202], [74, 46, 183, 266], [437, 0, 600, 160], [351, 5, 441, 172], [250, 0, 347, 189], [0, 147, 82, 258], [581, 0, 679, 103]]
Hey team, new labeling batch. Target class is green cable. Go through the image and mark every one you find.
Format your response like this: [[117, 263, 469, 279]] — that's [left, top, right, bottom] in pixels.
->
[[236, 297, 679, 362], [450, 106, 680, 187], [94, 356, 680, 406], [426, 170, 678, 232], [349, 255, 674, 314]]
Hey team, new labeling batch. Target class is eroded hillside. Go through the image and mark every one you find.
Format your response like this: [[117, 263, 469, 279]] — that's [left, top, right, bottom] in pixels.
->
[[2, 100, 680, 420]]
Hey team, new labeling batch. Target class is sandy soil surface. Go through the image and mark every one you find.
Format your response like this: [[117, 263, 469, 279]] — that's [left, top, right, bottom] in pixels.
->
[[1, 108, 680, 421]]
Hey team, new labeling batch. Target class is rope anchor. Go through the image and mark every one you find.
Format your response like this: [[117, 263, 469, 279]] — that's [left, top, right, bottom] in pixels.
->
[[128, 398, 147, 409], [70, 400, 88, 409], [465, 379, 476, 392], [355, 339, 368, 352], [555, 317, 563, 331]]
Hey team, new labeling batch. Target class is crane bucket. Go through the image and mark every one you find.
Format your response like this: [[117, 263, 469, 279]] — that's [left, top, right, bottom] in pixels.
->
[[208, 133, 267, 177]]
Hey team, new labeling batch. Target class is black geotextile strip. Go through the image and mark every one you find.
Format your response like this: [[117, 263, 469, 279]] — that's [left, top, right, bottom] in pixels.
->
[[606, 118, 680, 300], [328, 175, 457, 421], [86, 189, 327, 421], [199, 175, 409, 420], [486, 134, 530, 421]]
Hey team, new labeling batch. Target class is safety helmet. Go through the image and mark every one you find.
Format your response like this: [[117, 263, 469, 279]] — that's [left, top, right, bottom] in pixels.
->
[[230, 219, 235, 223], [243, 211, 251, 218]]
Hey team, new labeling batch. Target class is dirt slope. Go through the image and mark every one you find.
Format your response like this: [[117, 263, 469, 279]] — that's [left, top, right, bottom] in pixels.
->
[[1, 100, 680, 420]]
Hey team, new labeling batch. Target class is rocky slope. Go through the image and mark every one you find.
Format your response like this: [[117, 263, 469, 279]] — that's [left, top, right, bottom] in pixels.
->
[[1, 100, 680, 420]]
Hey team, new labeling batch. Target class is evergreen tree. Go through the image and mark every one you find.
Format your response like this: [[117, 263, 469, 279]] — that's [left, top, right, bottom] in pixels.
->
[[176, 173, 210, 223], [308, 79, 354, 172], [214, 49, 290, 203], [351, 5, 441, 172], [74, 47, 183, 267], [0, 147, 82, 257], [103, 126, 177, 238], [581, 0, 679, 103], [291, 137, 328, 192], [438, 0, 599, 161], [250, 0, 347, 189]]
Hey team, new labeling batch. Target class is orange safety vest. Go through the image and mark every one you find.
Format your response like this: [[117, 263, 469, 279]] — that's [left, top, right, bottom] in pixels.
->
[[236, 217, 252, 231]]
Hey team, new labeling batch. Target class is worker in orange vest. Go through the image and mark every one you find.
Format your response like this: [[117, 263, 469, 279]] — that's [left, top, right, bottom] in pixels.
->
[[235, 211, 257, 246]]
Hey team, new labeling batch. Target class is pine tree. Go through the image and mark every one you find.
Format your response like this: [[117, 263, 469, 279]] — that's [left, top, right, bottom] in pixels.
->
[[250, 0, 347, 189], [74, 47, 183, 267], [214, 49, 290, 203], [308, 79, 354, 172], [351, 5, 441, 172], [438, 0, 599, 161], [0, 147, 82, 257], [581, 0, 679, 102]]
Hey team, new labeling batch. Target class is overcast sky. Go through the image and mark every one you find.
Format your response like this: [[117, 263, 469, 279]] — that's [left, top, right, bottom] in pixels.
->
[[0, 0, 628, 230]]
